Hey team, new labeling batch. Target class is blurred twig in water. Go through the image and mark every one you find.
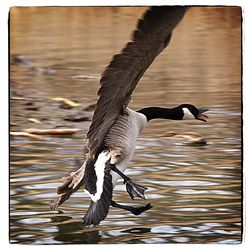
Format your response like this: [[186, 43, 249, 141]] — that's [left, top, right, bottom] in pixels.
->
[[24, 128, 81, 135], [10, 131, 44, 141], [28, 118, 42, 124], [50, 97, 80, 108]]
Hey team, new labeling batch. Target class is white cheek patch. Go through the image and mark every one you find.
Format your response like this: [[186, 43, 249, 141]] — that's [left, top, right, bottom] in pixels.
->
[[182, 107, 195, 120]]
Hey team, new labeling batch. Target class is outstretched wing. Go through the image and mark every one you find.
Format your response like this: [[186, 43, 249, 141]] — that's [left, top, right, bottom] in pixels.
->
[[86, 6, 188, 156]]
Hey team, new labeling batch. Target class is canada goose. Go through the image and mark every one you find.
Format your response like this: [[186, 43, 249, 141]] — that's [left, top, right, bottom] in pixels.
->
[[50, 6, 209, 226]]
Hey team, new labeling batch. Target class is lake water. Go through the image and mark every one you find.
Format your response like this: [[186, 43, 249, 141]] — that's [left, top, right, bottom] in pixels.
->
[[10, 6, 242, 244]]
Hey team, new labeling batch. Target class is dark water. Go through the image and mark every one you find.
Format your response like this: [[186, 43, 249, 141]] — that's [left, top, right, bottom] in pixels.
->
[[10, 7, 242, 244]]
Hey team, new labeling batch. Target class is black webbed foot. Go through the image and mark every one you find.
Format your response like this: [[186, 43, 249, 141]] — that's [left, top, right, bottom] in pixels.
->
[[111, 164, 148, 200], [127, 203, 152, 215], [126, 180, 148, 199], [111, 200, 152, 215]]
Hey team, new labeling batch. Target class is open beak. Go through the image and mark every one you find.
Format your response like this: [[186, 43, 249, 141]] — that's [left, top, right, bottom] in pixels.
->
[[196, 108, 209, 122]]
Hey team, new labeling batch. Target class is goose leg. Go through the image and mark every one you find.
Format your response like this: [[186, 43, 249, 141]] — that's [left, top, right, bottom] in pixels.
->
[[111, 200, 152, 215], [111, 164, 148, 199]]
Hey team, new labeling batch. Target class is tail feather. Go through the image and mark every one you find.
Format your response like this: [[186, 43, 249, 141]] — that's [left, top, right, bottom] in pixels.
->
[[83, 164, 113, 226], [50, 181, 82, 210]]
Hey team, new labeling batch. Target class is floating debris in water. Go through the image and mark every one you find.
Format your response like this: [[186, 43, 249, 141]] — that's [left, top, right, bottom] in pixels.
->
[[10, 131, 44, 141], [10, 122, 17, 126], [163, 131, 207, 145], [50, 97, 80, 108], [71, 74, 99, 80], [11, 55, 32, 65], [64, 111, 92, 122], [28, 118, 42, 124], [24, 128, 81, 135], [25, 101, 40, 111], [11, 54, 56, 75]]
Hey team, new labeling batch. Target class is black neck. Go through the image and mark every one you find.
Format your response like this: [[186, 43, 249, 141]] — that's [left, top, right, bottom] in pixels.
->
[[137, 107, 183, 121]]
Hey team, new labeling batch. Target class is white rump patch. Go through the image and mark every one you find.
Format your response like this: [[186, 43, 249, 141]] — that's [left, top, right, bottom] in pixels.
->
[[85, 151, 110, 202], [182, 107, 195, 120]]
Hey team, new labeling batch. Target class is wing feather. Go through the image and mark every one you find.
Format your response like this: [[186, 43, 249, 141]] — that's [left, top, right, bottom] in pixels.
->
[[82, 164, 113, 226], [87, 6, 188, 156]]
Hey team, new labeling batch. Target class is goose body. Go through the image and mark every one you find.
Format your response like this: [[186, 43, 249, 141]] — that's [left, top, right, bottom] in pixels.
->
[[105, 108, 147, 183], [51, 6, 209, 226], [82, 108, 146, 204]]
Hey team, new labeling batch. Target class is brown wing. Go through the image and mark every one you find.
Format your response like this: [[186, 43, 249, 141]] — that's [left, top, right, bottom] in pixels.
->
[[86, 6, 188, 156]]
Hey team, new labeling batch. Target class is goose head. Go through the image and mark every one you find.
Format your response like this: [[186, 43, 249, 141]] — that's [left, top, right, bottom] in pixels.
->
[[179, 104, 209, 122]]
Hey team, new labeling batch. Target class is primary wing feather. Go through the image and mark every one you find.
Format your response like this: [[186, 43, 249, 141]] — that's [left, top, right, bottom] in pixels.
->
[[87, 6, 188, 156]]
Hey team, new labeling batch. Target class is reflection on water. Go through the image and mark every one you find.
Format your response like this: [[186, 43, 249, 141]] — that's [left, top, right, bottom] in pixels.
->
[[10, 7, 242, 244]]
